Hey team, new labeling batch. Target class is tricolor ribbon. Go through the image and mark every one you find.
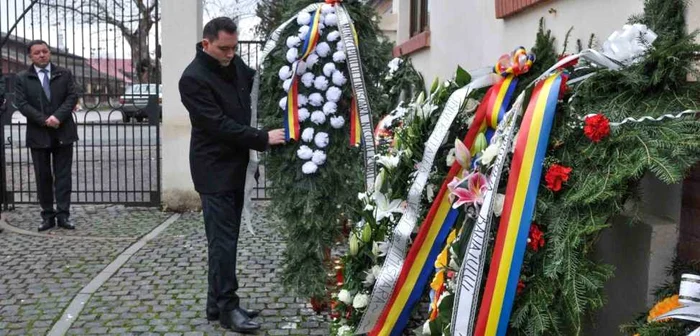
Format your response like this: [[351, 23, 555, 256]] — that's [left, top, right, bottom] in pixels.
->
[[336, 4, 377, 191], [350, 97, 362, 146], [495, 47, 535, 77], [245, 2, 323, 234], [356, 74, 499, 335], [368, 74, 519, 336], [475, 72, 567, 336], [284, 62, 301, 140], [283, 6, 323, 141], [654, 274, 700, 336]]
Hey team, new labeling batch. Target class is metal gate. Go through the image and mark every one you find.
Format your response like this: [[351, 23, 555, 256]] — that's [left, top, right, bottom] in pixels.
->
[[0, 0, 162, 207], [0, 0, 270, 208]]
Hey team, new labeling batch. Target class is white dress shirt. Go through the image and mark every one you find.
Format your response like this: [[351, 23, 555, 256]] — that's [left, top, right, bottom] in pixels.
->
[[34, 63, 52, 83]]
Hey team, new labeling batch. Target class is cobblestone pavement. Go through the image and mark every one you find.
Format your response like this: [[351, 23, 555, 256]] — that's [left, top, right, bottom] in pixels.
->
[[0, 202, 330, 335], [4, 205, 170, 238], [0, 233, 131, 335]]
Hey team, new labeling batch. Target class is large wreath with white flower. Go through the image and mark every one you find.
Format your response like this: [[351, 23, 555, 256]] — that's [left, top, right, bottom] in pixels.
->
[[257, 0, 394, 300]]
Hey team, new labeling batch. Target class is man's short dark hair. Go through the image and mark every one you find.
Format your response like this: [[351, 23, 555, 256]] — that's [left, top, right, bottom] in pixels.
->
[[203, 17, 238, 41], [27, 40, 49, 53]]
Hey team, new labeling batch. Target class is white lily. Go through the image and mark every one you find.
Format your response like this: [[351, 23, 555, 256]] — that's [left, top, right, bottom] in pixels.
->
[[374, 193, 403, 222], [377, 154, 400, 169], [493, 193, 506, 217], [372, 241, 389, 257], [446, 148, 456, 167], [480, 140, 501, 166]]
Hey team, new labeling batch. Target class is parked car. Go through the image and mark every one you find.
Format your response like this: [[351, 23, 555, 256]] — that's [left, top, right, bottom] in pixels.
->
[[118, 83, 162, 122]]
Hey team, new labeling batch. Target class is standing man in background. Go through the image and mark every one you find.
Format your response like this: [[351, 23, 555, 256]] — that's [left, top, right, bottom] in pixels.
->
[[13, 40, 79, 232], [179, 17, 285, 333]]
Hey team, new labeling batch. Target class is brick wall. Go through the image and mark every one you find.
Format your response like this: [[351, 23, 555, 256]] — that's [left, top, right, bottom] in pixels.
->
[[679, 163, 700, 261]]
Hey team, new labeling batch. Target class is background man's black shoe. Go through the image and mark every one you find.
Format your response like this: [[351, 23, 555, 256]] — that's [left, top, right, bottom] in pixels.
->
[[57, 218, 75, 230], [219, 309, 260, 333], [38, 219, 56, 232]]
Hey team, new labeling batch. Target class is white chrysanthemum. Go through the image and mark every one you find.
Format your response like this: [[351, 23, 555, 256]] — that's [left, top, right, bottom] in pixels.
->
[[338, 289, 353, 305], [330, 115, 345, 129], [286, 35, 301, 49], [297, 94, 308, 107], [286, 48, 298, 63], [312, 150, 327, 165], [310, 111, 326, 125], [301, 127, 315, 143], [278, 66, 292, 81], [327, 30, 341, 42], [323, 101, 337, 115], [321, 3, 335, 14], [388, 57, 403, 74], [316, 42, 331, 57], [296, 60, 307, 75], [298, 108, 310, 122], [332, 70, 347, 86], [314, 132, 330, 148], [301, 161, 318, 175], [318, 21, 326, 31], [337, 40, 345, 52], [326, 86, 342, 103], [306, 53, 320, 69], [297, 11, 312, 25], [296, 145, 313, 160], [308, 93, 324, 107], [333, 50, 346, 63], [298, 25, 310, 40], [314, 75, 329, 91], [352, 293, 369, 309], [282, 79, 292, 92], [278, 97, 287, 110], [323, 63, 336, 77], [324, 13, 338, 27], [301, 73, 315, 88]]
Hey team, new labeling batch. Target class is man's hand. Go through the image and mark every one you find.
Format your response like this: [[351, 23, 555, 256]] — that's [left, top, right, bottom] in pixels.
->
[[45, 116, 60, 128], [268, 129, 286, 146]]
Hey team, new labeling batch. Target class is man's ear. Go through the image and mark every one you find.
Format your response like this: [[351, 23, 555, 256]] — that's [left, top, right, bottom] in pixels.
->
[[202, 39, 210, 50]]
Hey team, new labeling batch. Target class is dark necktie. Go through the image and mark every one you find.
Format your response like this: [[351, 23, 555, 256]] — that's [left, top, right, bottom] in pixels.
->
[[40, 68, 51, 100]]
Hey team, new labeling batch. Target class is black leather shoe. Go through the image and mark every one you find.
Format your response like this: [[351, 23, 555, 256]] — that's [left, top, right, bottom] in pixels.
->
[[57, 218, 75, 230], [219, 309, 260, 333], [207, 307, 260, 321], [38, 218, 56, 232]]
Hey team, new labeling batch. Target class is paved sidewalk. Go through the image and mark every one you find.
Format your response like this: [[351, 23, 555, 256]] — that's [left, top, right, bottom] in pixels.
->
[[0, 202, 329, 336]]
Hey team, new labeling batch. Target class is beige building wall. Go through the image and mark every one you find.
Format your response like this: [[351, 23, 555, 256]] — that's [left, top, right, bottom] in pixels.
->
[[161, 0, 203, 208], [396, 0, 699, 81]]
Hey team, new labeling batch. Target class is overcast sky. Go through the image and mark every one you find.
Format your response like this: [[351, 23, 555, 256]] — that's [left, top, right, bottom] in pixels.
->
[[0, 0, 261, 59]]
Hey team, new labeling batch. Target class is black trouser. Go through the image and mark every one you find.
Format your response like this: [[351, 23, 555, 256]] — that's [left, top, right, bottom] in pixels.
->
[[201, 190, 244, 312], [30, 145, 73, 221]]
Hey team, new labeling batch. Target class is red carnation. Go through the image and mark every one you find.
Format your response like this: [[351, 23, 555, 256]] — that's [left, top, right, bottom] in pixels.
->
[[517, 280, 526, 295], [583, 114, 611, 143], [527, 223, 545, 252], [545, 164, 572, 192]]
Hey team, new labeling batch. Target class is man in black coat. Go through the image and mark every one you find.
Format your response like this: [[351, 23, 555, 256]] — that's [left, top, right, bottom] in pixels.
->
[[178, 17, 285, 333], [14, 40, 79, 231]]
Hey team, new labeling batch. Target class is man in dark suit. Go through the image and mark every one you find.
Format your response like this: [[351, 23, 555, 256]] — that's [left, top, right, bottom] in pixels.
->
[[178, 17, 285, 333], [14, 40, 79, 231]]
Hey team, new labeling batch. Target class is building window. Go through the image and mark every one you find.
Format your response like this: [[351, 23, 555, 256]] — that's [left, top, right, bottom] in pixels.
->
[[410, 0, 429, 37]]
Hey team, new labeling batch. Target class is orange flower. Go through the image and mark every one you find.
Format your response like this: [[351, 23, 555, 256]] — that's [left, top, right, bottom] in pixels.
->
[[647, 295, 681, 323]]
